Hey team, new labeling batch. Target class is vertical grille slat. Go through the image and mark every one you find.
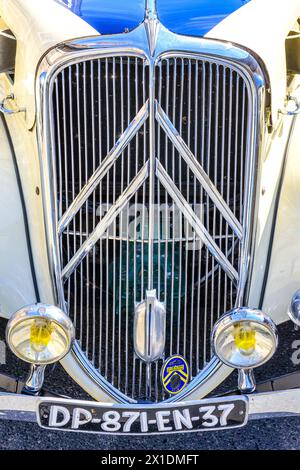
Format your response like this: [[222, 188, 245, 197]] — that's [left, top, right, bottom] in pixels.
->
[[50, 52, 252, 403]]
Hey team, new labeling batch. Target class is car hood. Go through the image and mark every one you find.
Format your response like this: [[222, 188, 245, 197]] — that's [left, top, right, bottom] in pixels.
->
[[57, 0, 251, 37]]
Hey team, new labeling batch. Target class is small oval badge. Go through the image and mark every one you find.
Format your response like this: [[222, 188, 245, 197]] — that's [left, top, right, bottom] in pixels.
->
[[161, 355, 189, 395]]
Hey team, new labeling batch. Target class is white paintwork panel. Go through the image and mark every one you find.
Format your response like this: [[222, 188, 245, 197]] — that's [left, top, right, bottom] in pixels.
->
[[0, 0, 98, 129], [206, 0, 300, 126], [0, 67, 57, 311], [248, 114, 294, 309], [0, 115, 36, 318], [3, 117, 57, 308], [262, 111, 300, 324], [247, 79, 300, 324]]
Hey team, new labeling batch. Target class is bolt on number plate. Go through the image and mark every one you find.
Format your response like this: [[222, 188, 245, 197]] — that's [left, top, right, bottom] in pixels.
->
[[37, 396, 248, 435]]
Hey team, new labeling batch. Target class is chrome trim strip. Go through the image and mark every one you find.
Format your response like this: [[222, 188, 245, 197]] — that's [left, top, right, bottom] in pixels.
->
[[147, 59, 156, 291], [144, 0, 160, 57], [145, 0, 158, 18], [155, 101, 243, 240]]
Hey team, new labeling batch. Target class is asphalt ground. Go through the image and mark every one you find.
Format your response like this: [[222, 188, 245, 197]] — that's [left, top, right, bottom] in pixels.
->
[[0, 318, 300, 450]]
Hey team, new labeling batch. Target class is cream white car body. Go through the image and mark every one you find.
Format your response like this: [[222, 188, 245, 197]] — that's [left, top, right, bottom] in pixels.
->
[[0, 0, 300, 406]]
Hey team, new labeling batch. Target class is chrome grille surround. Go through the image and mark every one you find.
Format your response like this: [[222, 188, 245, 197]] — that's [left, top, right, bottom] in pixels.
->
[[36, 21, 266, 403]]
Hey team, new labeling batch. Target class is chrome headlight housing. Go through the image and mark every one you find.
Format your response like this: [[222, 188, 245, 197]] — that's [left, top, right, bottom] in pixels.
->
[[6, 304, 75, 365], [288, 290, 300, 327], [212, 307, 278, 369]]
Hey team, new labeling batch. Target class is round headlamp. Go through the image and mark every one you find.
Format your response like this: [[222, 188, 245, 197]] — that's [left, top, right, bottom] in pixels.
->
[[212, 307, 278, 369], [288, 290, 300, 327], [6, 304, 75, 365]]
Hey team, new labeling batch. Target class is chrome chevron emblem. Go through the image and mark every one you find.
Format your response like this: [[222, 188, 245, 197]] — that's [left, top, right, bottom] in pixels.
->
[[60, 90, 240, 285], [59, 25, 242, 289]]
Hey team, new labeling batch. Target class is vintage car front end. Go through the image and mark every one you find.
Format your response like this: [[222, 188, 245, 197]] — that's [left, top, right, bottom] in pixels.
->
[[0, 0, 300, 435]]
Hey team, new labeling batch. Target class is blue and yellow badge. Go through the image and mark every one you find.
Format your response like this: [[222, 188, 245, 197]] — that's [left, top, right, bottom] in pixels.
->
[[161, 355, 189, 395]]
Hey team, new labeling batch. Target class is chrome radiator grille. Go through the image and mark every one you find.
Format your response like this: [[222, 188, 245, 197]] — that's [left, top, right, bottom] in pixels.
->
[[50, 53, 251, 402]]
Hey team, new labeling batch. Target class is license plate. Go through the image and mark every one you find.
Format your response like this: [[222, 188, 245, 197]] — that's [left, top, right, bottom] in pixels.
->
[[37, 396, 248, 435]]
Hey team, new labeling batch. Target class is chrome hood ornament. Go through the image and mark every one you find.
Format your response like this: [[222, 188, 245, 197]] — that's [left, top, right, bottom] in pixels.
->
[[134, 289, 166, 362]]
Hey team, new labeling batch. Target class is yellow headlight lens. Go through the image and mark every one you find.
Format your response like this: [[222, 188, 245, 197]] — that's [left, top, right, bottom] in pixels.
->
[[6, 304, 74, 365], [234, 323, 256, 355], [30, 319, 54, 353]]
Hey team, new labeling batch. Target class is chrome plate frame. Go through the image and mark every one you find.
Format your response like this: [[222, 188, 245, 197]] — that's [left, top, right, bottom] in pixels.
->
[[37, 395, 248, 435]]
